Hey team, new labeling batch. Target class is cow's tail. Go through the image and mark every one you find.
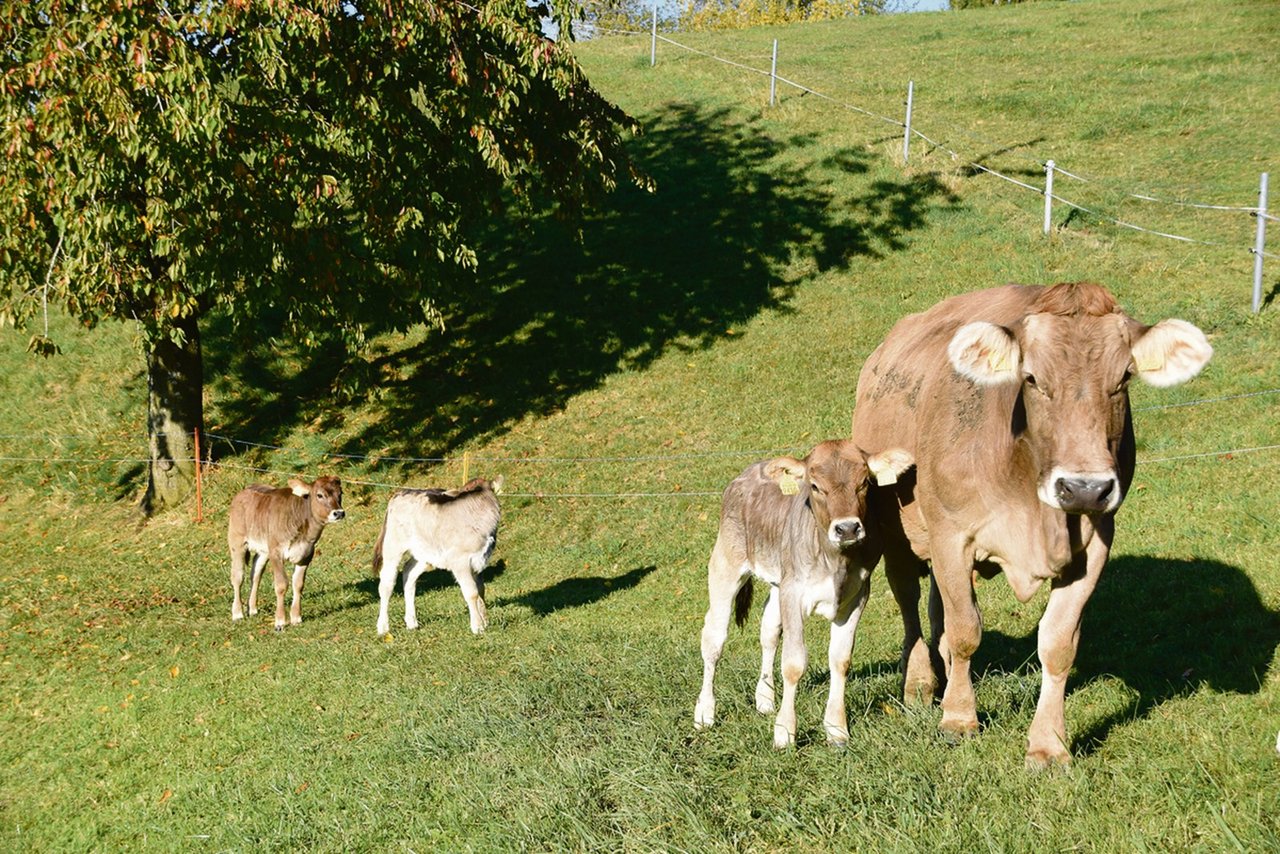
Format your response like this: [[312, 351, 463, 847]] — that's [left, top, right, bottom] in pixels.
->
[[372, 514, 389, 575], [733, 580, 754, 629]]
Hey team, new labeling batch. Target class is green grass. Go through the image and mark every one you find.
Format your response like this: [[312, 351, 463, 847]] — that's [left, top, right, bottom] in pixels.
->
[[3, 0, 1280, 849]]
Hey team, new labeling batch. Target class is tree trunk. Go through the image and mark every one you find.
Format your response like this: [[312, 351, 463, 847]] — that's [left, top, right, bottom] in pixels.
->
[[140, 314, 204, 516]]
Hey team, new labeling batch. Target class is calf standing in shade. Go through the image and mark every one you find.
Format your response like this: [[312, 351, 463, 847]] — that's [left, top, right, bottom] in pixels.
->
[[227, 475, 345, 630], [374, 476, 503, 636], [694, 440, 912, 748]]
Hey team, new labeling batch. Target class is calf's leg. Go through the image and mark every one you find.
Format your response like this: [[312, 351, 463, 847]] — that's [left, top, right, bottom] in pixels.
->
[[289, 564, 308, 626], [269, 556, 289, 631], [823, 579, 870, 747], [755, 586, 780, 715], [402, 559, 429, 630], [773, 590, 806, 750], [375, 553, 400, 636], [230, 547, 247, 621], [451, 565, 488, 635], [247, 552, 268, 617], [694, 541, 743, 729]]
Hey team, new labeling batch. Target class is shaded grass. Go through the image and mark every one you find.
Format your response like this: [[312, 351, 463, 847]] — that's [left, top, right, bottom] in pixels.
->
[[3, 0, 1280, 850]]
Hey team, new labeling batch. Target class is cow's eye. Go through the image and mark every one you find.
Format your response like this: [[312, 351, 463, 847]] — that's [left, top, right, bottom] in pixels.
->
[[809, 482, 823, 496], [1112, 370, 1132, 395], [1024, 373, 1037, 388]]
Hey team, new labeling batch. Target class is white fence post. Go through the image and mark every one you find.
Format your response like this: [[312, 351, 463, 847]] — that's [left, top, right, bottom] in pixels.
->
[[1254, 172, 1269, 313], [1043, 160, 1056, 235], [650, 4, 658, 67], [903, 80, 914, 163], [769, 39, 778, 107]]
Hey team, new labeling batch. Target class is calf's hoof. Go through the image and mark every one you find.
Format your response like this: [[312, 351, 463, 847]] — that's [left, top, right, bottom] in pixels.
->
[[290, 615, 302, 626], [903, 678, 938, 707], [693, 699, 715, 730], [754, 684, 776, 715], [824, 724, 850, 748], [404, 617, 418, 631], [938, 713, 979, 741], [772, 723, 795, 750], [249, 607, 259, 617], [231, 610, 244, 622]]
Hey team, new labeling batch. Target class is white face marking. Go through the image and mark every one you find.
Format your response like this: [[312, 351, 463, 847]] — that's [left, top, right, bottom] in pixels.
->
[[826, 517, 865, 547]]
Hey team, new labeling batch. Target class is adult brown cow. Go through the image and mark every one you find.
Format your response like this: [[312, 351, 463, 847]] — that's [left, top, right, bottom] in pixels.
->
[[853, 282, 1212, 767]]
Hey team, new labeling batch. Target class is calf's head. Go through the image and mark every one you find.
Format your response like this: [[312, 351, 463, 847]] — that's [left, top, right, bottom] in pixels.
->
[[767, 440, 914, 548], [947, 283, 1212, 515], [289, 475, 346, 523]]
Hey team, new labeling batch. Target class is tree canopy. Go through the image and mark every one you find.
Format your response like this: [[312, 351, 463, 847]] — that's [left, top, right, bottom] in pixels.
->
[[1, 0, 646, 512]]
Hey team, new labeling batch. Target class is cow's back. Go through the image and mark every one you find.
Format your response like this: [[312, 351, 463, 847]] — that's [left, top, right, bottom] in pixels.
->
[[228, 485, 304, 545], [386, 487, 500, 568], [718, 461, 799, 575]]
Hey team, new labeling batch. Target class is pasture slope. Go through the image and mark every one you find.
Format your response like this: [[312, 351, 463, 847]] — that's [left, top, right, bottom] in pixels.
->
[[2, 0, 1278, 849]]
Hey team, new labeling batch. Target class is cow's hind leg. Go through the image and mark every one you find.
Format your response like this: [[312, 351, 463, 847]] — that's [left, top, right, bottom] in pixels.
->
[[247, 552, 268, 617], [755, 585, 780, 715], [402, 558, 430, 631], [289, 564, 308, 626], [694, 541, 744, 729], [884, 551, 938, 705]]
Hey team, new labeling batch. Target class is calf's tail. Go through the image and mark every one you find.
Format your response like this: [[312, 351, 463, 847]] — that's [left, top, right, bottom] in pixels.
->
[[733, 580, 754, 629], [372, 515, 388, 574]]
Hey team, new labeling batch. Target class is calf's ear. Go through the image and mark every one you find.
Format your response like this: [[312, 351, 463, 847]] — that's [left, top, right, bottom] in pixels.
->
[[867, 448, 914, 486], [948, 322, 1022, 386], [490, 474, 505, 495], [288, 478, 311, 497], [1132, 318, 1212, 388], [764, 457, 807, 495]]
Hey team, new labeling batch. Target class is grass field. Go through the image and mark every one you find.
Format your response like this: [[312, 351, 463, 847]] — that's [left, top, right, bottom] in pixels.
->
[[2, 0, 1279, 849]]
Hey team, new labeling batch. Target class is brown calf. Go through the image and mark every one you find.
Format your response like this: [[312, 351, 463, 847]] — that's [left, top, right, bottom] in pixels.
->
[[227, 476, 345, 630]]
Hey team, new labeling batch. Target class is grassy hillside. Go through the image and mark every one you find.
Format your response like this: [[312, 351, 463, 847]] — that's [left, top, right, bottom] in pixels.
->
[[2, 0, 1278, 849]]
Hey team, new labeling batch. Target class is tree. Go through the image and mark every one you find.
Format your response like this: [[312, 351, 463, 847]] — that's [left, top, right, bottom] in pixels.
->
[[1, 0, 645, 515], [678, 0, 888, 32]]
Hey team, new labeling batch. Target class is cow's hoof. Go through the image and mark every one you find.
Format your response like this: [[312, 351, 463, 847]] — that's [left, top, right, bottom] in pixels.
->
[[1025, 748, 1072, 771], [903, 679, 938, 706], [939, 714, 979, 741], [274, 624, 285, 633], [824, 725, 850, 748]]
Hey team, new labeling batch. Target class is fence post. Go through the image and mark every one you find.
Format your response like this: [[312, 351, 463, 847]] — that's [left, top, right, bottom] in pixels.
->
[[1043, 160, 1056, 235], [462, 449, 472, 486], [650, 3, 658, 67], [769, 39, 778, 106], [193, 427, 203, 523], [902, 80, 914, 163], [1254, 172, 1269, 313]]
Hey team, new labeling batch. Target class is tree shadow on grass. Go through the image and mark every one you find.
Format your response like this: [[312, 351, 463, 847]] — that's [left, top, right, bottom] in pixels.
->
[[202, 101, 959, 465], [975, 555, 1280, 758]]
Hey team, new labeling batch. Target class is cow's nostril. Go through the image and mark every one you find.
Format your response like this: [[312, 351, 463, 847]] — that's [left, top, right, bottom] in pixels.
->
[[832, 520, 864, 543], [1055, 477, 1116, 512]]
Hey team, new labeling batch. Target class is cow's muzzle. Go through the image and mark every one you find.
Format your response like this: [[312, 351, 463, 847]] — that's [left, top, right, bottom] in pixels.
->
[[1051, 475, 1118, 514], [329, 509, 346, 522], [829, 518, 865, 546]]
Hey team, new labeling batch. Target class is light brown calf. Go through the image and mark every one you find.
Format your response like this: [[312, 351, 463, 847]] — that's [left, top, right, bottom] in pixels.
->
[[227, 476, 345, 630]]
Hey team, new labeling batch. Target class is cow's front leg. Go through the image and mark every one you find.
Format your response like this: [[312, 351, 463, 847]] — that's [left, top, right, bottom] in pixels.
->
[[755, 586, 780, 715], [269, 557, 289, 631], [452, 566, 488, 635], [289, 564, 308, 626], [823, 580, 869, 747], [230, 548, 246, 621], [1026, 520, 1109, 769], [695, 544, 741, 729], [773, 589, 806, 749], [375, 555, 399, 636], [933, 537, 981, 738]]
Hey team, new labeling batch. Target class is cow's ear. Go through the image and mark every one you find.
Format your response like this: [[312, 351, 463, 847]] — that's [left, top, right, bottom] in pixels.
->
[[764, 457, 806, 495], [867, 448, 914, 486], [288, 478, 311, 497], [1132, 318, 1212, 388], [490, 475, 505, 495], [948, 322, 1022, 386]]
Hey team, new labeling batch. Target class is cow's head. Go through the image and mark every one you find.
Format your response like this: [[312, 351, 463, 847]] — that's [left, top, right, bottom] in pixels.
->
[[947, 283, 1211, 515], [290, 475, 346, 523], [767, 440, 914, 548]]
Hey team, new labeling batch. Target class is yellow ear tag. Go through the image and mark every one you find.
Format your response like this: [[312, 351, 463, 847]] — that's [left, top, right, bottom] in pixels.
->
[[778, 474, 799, 495], [1135, 350, 1165, 373], [988, 349, 1014, 374], [871, 465, 898, 487]]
